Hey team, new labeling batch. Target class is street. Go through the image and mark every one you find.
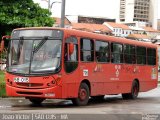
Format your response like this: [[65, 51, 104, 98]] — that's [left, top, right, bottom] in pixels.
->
[[0, 87, 160, 114], [0, 86, 160, 120]]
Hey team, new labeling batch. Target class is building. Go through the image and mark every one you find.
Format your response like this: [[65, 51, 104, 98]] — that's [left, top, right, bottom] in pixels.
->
[[119, 0, 158, 29], [124, 21, 147, 28], [103, 22, 132, 37], [53, 17, 71, 28], [129, 26, 145, 34], [158, 19, 160, 30], [143, 27, 160, 39], [66, 15, 115, 24], [127, 34, 151, 42], [71, 23, 112, 35]]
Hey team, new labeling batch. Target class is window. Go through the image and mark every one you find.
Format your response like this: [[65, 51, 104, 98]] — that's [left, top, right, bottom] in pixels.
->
[[147, 48, 156, 65], [64, 37, 78, 73], [116, 29, 118, 32], [95, 41, 109, 62], [136, 46, 146, 64], [124, 45, 136, 64], [111, 43, 123, 63], [80, 38, 94, 62]]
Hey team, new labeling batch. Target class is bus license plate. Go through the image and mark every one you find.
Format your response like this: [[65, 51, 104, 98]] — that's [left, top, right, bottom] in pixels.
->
[[14, 77, 29, 83]]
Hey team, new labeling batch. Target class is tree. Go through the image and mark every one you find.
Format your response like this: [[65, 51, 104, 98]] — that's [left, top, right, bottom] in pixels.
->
[[0, 0, 54, 40], [143, 31, 147, 35]]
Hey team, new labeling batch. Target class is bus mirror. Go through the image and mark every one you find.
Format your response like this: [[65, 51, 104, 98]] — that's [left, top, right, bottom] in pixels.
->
[[69, 43, 74, 55], [0, 36, 10, 52], [0, 40, 4, 52]]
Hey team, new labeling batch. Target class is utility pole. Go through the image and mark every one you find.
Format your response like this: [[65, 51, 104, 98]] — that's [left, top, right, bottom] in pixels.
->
[[43, 0, 65, 28], [48, 0, 51, 12], [60, 0, 65, 28], [47, 0, 61, 13]]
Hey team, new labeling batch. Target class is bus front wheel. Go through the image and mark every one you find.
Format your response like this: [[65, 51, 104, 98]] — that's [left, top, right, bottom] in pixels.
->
[[72, 83, 90, 106], [28, 98, 45, 105], [122, 80, 139, 99]]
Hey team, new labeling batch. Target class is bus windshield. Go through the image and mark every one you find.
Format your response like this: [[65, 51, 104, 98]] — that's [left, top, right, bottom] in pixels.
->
[[7, 30, 62, 75]]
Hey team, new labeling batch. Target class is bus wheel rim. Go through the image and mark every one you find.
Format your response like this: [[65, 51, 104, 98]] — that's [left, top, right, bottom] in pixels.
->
[[79, 89, 87, 101]]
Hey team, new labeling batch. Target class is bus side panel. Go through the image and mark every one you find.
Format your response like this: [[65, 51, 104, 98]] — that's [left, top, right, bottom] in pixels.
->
[[62, 63, 158, 98], [139, 66, 158, 92], [61, 67, 80, 99], [104, 64, 133, 95], [78, 63, 133, 96]]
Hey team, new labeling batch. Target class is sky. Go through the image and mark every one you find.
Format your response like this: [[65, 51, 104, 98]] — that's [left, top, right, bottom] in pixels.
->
[[34, 0, 160, 19]]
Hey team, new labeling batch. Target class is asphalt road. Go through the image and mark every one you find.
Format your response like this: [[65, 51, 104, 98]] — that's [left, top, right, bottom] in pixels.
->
[[0, 86, 160, 120]]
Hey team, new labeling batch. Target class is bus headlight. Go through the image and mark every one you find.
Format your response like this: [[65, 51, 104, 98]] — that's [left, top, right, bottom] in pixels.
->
[[46, 75, 62, 87], [51, 80, 56, 84]]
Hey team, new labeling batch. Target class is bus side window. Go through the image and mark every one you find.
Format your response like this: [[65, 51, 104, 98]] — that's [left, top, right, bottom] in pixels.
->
[[124, 44, 136, 64], [136, 46, 146, 65], [111, 43, 123, 63], [64, 43, 78, 62], [95, 40, 109, 62], [80, 38, 94, 62], [147, 48, 156, 65], [64, 37, 78, 73]]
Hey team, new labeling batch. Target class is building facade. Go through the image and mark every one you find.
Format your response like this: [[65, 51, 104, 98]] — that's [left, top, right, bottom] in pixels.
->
[[103, 22, 132, 37], [158, 19, 160, 30], [71, 23, 112, 35], [53, 17, 71, 28], [119, 0, 158, 29], [66, 15, 115, 24], [143, 27, 160, 39]]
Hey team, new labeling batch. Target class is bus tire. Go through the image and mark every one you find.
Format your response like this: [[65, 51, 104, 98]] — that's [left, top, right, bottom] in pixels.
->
[[72, 83, 90, 106], [122, 80, 139, 99], [28, 98, 45, 105]]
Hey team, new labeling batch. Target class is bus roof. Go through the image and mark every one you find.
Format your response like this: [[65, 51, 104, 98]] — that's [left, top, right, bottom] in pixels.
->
[[14, 27, 157, 48]]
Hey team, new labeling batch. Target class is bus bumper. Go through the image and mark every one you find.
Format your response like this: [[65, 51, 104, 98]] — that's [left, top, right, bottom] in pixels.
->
[[6, 84, 62, 99]]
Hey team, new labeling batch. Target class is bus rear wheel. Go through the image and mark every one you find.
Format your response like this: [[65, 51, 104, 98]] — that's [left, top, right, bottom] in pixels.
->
[[72, 83, 90, 106], [122, 81, 139, 99], [28, 98, 45, 105]]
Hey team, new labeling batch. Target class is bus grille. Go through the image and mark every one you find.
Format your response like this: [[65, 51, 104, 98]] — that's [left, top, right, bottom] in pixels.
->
[[16, 83, 43, 88], [17, 91, 42, 95]]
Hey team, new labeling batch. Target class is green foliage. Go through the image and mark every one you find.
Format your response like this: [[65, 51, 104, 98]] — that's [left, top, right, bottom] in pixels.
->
[[0, 71, 5, 83], [0, 84, 6, 97], [0, 71, 6, 97], [143, 31, 147, 35], [0, 0, 54, 27], [0, 0, 55, 39]]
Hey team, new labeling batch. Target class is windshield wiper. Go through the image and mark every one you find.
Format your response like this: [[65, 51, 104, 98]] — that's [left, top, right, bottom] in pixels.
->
[[33, 36, 48, 53]]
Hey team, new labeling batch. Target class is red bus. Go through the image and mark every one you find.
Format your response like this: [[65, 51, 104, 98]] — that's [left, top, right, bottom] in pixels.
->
[[5, 27, 158, 106], [154, 42, 160, 71]]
